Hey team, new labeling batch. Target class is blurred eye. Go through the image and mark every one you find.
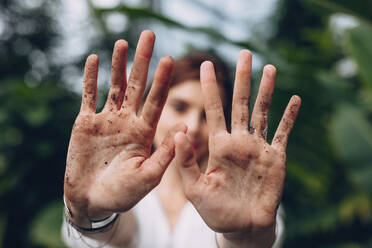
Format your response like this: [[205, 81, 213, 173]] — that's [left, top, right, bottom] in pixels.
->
[[171, 101, 187, 113], [201, 110, 206, 121]]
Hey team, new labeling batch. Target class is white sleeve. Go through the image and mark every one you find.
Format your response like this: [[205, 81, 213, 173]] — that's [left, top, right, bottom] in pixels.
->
[[61, 191, 162, 248], [61, 214, 139, 248], [271, 205, 285, 248]]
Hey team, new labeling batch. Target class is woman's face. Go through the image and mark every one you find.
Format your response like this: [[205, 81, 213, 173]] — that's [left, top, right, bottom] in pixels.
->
[[154, 80, 209, 162]]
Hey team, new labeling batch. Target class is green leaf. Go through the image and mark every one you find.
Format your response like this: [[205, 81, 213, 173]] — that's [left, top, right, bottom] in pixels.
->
[[0, 214, 6, 245], [305, 0, 372, 26], [330, 104, 372, 194], [30, 201, 65, 247], [345, 24, 372, 88], [339, 192, 372, 222], [0, 173, 18, 196], [23, 104, 51, 127]]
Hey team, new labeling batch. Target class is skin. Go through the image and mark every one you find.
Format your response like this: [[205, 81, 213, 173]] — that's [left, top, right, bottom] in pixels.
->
[[174, 52, 301, 247], [64, 31, 187, 226], [153, 80, 209, 164], [154, 80, 210, 230], [64, 30, 301, 247]]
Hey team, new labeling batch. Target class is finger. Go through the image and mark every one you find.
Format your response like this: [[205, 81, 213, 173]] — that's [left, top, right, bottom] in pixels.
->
[[122, 30, 155, 113], [231, 50, 252, 133], [80, 54, 98, 113], [200, 61, 226, 135], [143, 123, 187, 179], [141, 56, 174, 127], [104, 40, 128, 112], [250, 64, 276, 138], [175, 132, 201, 189], [272, 95, 301, 152]]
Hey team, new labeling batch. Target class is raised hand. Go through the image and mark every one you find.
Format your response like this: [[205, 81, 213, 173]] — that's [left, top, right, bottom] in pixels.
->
[[174, 50, 300, 244], [64, 30, 186, 226]]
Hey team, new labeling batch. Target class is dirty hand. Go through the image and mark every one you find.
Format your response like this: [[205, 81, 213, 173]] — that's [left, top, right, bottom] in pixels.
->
[[64, 30, 185, 227], [174, 50, 301, 246]]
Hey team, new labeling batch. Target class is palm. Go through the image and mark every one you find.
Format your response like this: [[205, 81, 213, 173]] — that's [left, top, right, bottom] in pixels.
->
[[174, 51, 301, 234], [192, 135, 285, 233], [64, 31, 185, 219], [66, 111, 153, 212]]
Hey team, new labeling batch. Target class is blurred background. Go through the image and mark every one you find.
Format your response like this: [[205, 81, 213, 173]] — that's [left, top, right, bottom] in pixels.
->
[[1, 0, 372, 247]]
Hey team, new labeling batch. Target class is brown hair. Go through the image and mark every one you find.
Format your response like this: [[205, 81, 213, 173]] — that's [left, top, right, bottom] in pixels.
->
[[144, 51, 233, 128], [169, 51, 233, 128]]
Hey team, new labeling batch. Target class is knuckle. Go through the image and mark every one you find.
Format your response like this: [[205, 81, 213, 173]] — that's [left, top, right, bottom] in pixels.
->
[[143, 167, 161, 185], [73, 115, 92, 131], [184, 185, 197, 199], [236, 69, 250, 79], [181, 151, 195, 167], [207, 100, 221, 111], [160, 142, 172, 155], [237, 96, 249, 106], [129, 84, 141, 96], [129, 68, 144, 85], [146, 95, 162, 109], [136, 53, 151, 63]]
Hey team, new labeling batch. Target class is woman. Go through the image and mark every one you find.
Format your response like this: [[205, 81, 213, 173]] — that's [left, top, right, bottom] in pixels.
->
[[62, 30, 301, 248]]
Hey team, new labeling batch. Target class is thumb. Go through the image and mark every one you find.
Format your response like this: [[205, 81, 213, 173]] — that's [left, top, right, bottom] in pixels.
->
[[175, 132, 201, 189], [142, 123, 187, 179]]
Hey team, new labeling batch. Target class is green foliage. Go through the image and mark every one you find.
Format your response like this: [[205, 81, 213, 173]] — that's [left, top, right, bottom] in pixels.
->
[[0, 1, 80, 247], [330, 104, 372, 194], [305, 0, 372, 26], [346, 25, 372, 87], [30, 200, 65, 247], [345, 24, 372, 109], [272, 0, 372, 246], [0, 79, 79, 247]]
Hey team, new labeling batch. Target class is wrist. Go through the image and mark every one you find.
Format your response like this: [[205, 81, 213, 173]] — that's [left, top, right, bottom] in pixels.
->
[[220, 223, 276, 248], [63, 195, 116, 232]]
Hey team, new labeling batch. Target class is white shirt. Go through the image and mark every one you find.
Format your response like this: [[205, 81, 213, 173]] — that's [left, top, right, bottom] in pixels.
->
[[62, 191, 284, 248]]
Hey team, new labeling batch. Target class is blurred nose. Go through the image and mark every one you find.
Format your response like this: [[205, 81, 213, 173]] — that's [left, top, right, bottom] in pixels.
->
[[185, 111, 201, 137]]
